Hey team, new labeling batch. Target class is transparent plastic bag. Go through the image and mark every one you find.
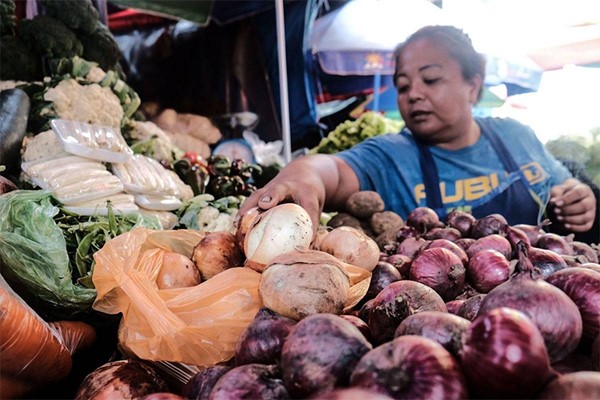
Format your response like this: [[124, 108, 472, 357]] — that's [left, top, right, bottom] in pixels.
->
[[92, 228, 262, 367]]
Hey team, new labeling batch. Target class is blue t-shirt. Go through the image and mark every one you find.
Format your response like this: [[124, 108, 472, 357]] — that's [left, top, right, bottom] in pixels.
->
[[336, 117, 571, 221]]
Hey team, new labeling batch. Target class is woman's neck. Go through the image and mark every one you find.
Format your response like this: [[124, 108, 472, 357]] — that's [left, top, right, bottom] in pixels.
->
[[437, 119, 481, 150]]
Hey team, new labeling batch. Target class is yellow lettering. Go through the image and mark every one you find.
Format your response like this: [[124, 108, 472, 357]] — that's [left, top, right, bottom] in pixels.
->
[[464, 176, 492, 200], [414, 184, 426, 203], [521, 162, 546, 185], [441, 181, 463, 203], [490, 172, 499, 189]]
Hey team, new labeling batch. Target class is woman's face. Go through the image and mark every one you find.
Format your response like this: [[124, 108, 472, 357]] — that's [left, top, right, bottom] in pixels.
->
[[395, 38, 482, 147]]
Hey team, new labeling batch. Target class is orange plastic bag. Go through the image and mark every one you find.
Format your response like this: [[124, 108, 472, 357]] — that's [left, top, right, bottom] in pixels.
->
[[92, 228, 262, 367]]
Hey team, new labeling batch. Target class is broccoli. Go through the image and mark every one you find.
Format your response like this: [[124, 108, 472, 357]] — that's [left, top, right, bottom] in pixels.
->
[[0, 36, 43, 81], [0, 0, 16, 36], [17, 15, 83, 60], [79, 22, 122, 72], [41, 0, 99, 35]]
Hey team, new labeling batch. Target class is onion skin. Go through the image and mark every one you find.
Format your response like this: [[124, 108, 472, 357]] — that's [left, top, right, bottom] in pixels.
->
[[426, 239, 468, 266], [406, 206, 443, 233], [536, 232, 574, 256], [454, 238, 476, 252], [535, 371, 600, 400], [466, 234, 512, 260], [460, 307, 556, 399], [580, 263, 600, 274], [470, 213, 508, 239], [281, 314, 372, 398], [182, 366, 232, 400], [365, 261, 402, 301], [396, 236, 428, 259], [368, 280, 447, 344], [466, 249, 511, 293], [593, 334, 599, 371], [572, 241, 599, 263], [409, 247, 466, 301], [234, 307, 296, 366], [478, 274, 583, 363], [445, 209, 476, 238], [208, 364, 288, 400], [350, 335, 468, 400], [456, 293, 486, 321], [423, 227, 462, 242], [526, 246, 568, 278], [546, 267, 600, 346], [387, 254, 412, 277], [394, 311, 470, 358], [319, 226, 380, 272], [310, 387, 394, 400], [513, 221, 548, 246], [445, 299, 465, 315]]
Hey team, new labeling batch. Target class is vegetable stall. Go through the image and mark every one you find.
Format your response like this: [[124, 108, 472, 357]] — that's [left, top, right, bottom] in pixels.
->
[[1, 1, 600, 399]]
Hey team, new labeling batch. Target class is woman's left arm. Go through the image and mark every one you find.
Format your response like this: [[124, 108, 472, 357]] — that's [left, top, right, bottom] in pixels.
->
[[549, 178, 597, 233]]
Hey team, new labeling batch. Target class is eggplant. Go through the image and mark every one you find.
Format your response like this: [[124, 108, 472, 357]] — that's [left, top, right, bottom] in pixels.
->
[[0, 88, 30, 176]]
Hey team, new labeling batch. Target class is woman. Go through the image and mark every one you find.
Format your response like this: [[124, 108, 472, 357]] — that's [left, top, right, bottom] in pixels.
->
[[239, 25, 597, 241]]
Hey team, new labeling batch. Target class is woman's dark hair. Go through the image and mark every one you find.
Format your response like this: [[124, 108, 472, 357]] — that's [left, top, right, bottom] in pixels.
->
[[393, 25, 487, 100]]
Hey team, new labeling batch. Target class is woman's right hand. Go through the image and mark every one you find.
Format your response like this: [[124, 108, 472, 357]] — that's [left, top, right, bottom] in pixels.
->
[[237, 154, 359, 237]]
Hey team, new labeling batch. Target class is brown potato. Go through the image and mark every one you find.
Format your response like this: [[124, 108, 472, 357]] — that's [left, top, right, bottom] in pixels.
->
[[345, 191, 385, 219]]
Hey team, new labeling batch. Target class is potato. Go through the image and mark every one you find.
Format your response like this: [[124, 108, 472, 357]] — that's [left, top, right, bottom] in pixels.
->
[[370, 211, 404, 236], [327, 212, 363, 230], [259, 250, 350, 321], [156, 252, 201, 290], [193, 231, 244, 280], [345, 191, 385, 219]]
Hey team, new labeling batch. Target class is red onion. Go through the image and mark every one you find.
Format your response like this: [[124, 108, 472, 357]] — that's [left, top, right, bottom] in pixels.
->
[[536, 371, 600, 399], [234, 307, 296, 366], [552, 352, 596, 374], [501, 224, 531, 253], [357, 298, 375, 324], [470, 213, 507, 239], [395, 236, 428, 258], [478, 244, 583, 362], [580, 262, 600, 274], [310, 387, 394, 400], [445, 209, 476, 238], [593, 334, 599, 371], [526, 246, 568, 278], [425, 239, 468, 266], [454, 238, 475, 252], [281, 314, 372, 398], [572, 241, 599, 263], [365, 261, 402, 301], [209, 364, 288, 400], [368, 280, 447, 344], [386, 254, 412, 277], [536, 232, 574, 256], [409, 248, 466, 301], [423, 227, 462, 242], [394, 311, 470, 358], [459, 307, 556, 399], [456, 293, 485, 321], [466, 249, 512, 293], [395, 225, 420, 242], [466, 234, 512, 260], [183, 365, 232, 400], [406, 206, 443, 233], [350, 335, 468, 400], [546, 267, 600, 346], [339, 314, 373, 344], [512, 220, 549, 247], [445, 299, 465, 315]]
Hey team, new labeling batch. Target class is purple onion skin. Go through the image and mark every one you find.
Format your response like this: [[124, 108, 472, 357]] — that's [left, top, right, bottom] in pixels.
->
[[454, 238, 476, 252], [470, 213, 508, 239], [350, 335, 468, 400], [527, 247, 568, 278], [546, 267, 600, 346], [365, 261, 402, 301], [140, 394, 184, 400], [426, 239, 468, 265], [357, 298, 375, 323], [394, 311, 470, 359], [340, 314, 373, 344], [536, 371, 600, 400], [409, 247, 466, 301], [552, 352, 596, 374], [466, 249, 511, 293], [368, 280, 447, 345], [460, 307, 556, 399], [396, 236, 428, 259], [466, 234, 512, 260], [395, 225, 420, 242], [593, 334, 599, 371], [281, 314, 372, 399], [183, 366, 233, 400], [572, 241, 599, 263], [513, 223, 546, 247], [445, 209, 476, 238], [445, 299, 465, 315], [207, 364, 288, 400], [406, 206, 443, 233], [478, 275, 583, 363], [579, 263, 600, 274], [456, 294, 486, 321], [423, 227, 462, 242], [536, 232, 574, 256], [310, 387, 394, 400], [234, 307, 296, 366], [387, 254, 412, 277]]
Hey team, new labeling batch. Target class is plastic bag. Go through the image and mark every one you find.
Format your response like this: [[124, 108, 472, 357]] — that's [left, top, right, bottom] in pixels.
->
[[92, 228, 263, 367]]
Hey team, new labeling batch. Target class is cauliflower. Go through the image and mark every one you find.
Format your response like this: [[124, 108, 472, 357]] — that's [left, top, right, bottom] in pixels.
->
[[43, 79, 124, 128], [196, 206, 236, 233]]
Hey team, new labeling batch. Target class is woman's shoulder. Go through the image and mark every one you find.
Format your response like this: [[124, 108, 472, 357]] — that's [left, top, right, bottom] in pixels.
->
[[477, 116, 538, 142]]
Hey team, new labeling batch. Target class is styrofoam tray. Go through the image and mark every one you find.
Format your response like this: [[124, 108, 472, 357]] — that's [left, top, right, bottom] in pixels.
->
[[51, 119, 133, 163]]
